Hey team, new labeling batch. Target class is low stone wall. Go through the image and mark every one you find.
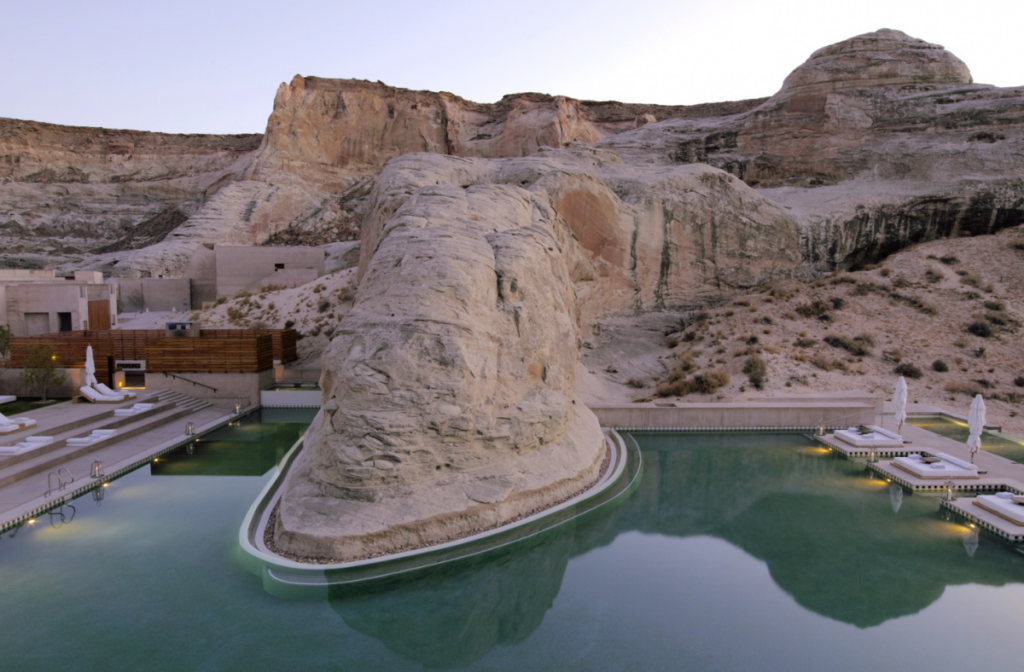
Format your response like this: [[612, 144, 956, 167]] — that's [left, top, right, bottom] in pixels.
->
[[144, 369, 274, 404], [589, 401, 876, 430]]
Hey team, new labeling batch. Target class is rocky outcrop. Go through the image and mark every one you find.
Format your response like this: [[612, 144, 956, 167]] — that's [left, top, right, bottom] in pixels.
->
[[275, 181, 605, 560], [0, 118, 260, 269], [600, 29, 1024, 268]]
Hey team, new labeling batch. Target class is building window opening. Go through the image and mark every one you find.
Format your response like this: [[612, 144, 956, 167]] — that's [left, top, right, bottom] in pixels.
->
[[58, 312, 73, 332]]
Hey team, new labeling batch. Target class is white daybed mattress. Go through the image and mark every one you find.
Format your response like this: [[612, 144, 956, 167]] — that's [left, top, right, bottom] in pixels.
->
[[974, 493, 1024, 526], [834, 425, 904, 448], [892, 452, 980, 479]]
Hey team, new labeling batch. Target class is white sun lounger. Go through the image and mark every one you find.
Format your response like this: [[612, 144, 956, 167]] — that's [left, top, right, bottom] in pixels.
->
[[834, 425, 904, 448], [0, 395, 15, 405], [0, 435, 54, 455], [974, 493, 1024, 526], [892, 452, 980, 479], [80, 386, 123, 403], [66, 429, 119, 446], [0, 412, 37, 432], [113, 402, 155, 417], [94, 383, 136, 400]]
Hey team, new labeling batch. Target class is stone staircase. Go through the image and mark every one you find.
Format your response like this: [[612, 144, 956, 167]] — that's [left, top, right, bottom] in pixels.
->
[[0, 391, 213, 488]]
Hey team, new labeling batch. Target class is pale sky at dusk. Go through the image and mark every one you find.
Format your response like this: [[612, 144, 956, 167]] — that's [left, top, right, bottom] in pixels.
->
[[2, 0, 1021, 135]]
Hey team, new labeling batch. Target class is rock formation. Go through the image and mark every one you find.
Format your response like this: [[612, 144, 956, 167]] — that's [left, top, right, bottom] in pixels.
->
[[2, 28, 1023, 558]]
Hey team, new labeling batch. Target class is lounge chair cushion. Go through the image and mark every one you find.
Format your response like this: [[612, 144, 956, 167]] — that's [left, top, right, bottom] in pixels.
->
[[974, 495, 1024, 525], [80, 387, 122, 403], [834, 425, 904, 448], [892, 453, 980, 479]]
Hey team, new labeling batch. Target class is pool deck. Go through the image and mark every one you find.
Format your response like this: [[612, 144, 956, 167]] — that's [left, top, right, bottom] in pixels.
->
[[0, 393, 239, 533]]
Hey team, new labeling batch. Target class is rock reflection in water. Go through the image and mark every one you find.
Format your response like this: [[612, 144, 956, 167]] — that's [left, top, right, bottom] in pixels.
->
[[329, 528, 572, 669]]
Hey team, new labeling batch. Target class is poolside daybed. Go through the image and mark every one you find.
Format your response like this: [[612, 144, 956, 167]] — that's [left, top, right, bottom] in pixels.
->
[[93, 383, 136, 400], [892, 452, 980, 479], [973, 493, 1024, 526], [834, 425, 904, 448], [0, 411, 38, 433], [0, 435, 54, 456], [66, 429, 118, 447], [114, 403, 154, 417]]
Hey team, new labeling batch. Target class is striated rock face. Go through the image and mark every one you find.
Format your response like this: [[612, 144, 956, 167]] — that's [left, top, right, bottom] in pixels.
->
[[0, 118, 260, 270], [600, 29, 1024, 268], [275, 180, 605, 559], [273, 147, 802, 559]]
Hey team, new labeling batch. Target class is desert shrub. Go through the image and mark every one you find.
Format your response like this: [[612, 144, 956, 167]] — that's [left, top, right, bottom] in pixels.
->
[[829, 297, 846, 310], [855, 332, 875, 347], [811, 355, 846, 372], [883, 349, 903, 363], [317, 298, 331, 313], [823, 334, 872, 356], [337, 287, 355, 303], [973, 378, 994, 389], [879, 268, 892, 277], [795, 300, 831, 318], [251, 320, 269, 330], [967, 321, 993, 337], [794, 337, 816, 348], [626, 378, 646, 389], [655, 369, 729, 397], [1012, 241, 1024, 251], [891, 274, 911, 288], [985, 312, 1010, 326], [960, 273, 982, 288], [234, 290, 251, 299], [682, 331, 696, 342], [939, 254, 959, 265], [665, 336, 679, 348], [760, 316, 773, 325], [888, 292, 937, 315], [746, 335, 759, 345], [984, 300, 1006, 311], [1015, 376, 1024, 387], [894, 362, 923, 379], [733, 298, 751, 307], [743, 355, 768, 390], [284, 319, 295, 329], [963, 291, 981, 300], [932, 360, 949, 372], [214, 296, 227, 306], [944, 381, 981, 396], [924, 267, 943, 283]]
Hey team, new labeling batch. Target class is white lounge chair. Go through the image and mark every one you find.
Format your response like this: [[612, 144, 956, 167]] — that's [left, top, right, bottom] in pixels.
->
[[80, 386, 122, 403], [113, 402, 154, 417], [892, 452, 980, 479], [0, 435, 54, 455], [973, 492, 1024, 526], [93, 383, 136, 400], [0, 395, 15, 405], [0, 411, 37, 431], [833, 425, 904, 448]]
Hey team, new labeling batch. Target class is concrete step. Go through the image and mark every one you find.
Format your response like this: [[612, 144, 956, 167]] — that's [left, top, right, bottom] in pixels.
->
[[0, 404, 199, 489]]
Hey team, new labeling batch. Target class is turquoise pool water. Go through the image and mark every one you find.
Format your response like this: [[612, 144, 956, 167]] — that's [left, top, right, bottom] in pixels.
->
[[1, 429, 1022, 671], [909, 415, 1024, 464]]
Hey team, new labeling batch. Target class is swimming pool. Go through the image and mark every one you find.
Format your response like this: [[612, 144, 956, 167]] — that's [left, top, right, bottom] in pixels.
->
[[1, 427, 1021, 670], [909, 415, 1024, 464]]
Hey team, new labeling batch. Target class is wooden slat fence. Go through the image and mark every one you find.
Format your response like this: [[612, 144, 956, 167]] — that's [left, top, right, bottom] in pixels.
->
[[146, 335, 273, 373]]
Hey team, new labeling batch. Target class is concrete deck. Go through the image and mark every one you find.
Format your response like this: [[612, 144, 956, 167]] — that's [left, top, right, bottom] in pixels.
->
[[0, 395, 239, 533]]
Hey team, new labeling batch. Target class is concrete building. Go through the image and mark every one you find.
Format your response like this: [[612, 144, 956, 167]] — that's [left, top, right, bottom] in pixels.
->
[[0, 270, 115, 336], [115, 244, 326, 312], [184, 244, 325, 307]]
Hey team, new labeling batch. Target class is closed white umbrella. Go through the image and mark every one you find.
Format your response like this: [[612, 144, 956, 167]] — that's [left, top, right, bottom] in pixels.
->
[[967, 394, 986, 464], [889, 483, 903, 513], [892, 376, 908, 434], [84, 345, 98, 387]]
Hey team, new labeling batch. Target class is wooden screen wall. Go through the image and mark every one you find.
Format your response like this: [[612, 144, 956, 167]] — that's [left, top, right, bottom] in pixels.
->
[[145, 335, 273, 373]]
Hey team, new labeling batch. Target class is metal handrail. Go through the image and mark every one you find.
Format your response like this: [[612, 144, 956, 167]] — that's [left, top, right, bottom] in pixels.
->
[[160, 372, 217, 392], [57, 467, 74, 488]]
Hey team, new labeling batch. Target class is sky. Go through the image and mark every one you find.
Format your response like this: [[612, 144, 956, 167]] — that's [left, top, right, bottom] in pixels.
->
[[2, 0, 1021, 135]]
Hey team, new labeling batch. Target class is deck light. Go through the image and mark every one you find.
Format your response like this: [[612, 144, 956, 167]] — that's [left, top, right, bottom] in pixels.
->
[[27, 519, 35, 525], [942, 479, 957, 501], [89, 458, 104, 479], [185, 421, 194, 436]]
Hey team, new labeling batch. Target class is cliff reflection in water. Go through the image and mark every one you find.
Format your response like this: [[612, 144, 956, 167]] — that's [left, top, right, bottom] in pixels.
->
[[328, 432, 1024, 668]]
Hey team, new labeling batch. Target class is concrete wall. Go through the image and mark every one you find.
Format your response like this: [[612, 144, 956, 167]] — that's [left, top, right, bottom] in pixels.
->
[[1, 272, 114, 336], [588, 401, 877, 429], [0, 367, 84, 398], [118, 278, 192, 312], [144, 369, 275, 403], [213, 245, 325, 297], [182, 244, 218, 307], [260, 389, 322, 408]]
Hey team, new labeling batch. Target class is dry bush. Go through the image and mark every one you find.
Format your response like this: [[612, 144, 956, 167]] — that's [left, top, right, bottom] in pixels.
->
[[960, 272, 982, 288], [932, 360, 949, 372], [795, 300, 831, 318], [733, 298, 751, 307], [626, 378, 646, 389], [824, 334, 872, 356], [944, 381, 981, 396], [656, 369, 730, 397], [794, 337, 816, 348], [879, 268, 892, 277], [894, 362, 923, 379], [811, 355, 847, 372], [984, 300, 1006, 311], [967, 321, 993, 337], [924, 267, 943, 283], [743, 355, 767, 390], [665, 336, 679, 348], [891, 275, 911, 288], [883, 349, 902, 363]]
